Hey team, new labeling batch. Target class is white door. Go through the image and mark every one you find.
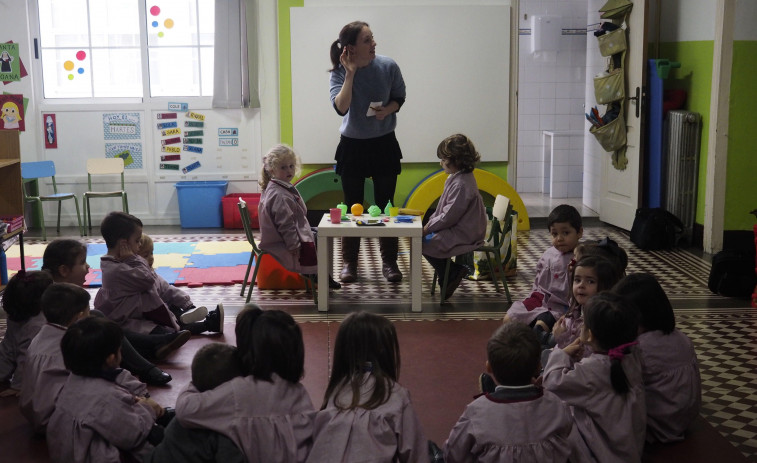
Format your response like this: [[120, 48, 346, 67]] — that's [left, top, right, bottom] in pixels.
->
[[599, 0, 648, 230]]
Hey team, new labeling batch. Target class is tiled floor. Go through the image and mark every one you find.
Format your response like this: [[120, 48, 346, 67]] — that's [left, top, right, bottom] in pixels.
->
[[5, 197, 757, 461]]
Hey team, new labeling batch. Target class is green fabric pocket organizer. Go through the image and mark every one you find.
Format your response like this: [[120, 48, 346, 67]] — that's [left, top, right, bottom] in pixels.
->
[[594, 68, 625, 104], [597, 28, 627, 56], [590, 113, 626, 152]]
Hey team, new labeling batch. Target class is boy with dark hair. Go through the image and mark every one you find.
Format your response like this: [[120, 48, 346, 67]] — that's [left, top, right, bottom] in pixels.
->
[[445, 322, 588, 462], [147, 343, 246, 463], [94, 212, 223, 359], [46, 317, 170, 462]]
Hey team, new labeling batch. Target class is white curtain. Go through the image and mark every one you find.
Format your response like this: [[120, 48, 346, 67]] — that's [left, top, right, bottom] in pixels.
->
[[213, 0, 260, 108]]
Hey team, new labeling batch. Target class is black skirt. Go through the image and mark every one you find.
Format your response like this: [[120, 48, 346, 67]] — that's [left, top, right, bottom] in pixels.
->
[[334, 131, 403, 178]]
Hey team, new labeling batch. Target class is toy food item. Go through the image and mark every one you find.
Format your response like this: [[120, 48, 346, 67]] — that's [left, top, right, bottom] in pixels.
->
[[384, 200, 393, 216], [336, 202, 348, 217], [368, 205, 381, 217], [351, 203, 364, 216]]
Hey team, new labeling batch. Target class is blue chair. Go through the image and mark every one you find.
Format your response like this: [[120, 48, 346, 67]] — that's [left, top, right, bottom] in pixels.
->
[[21, 161, 83, 241]]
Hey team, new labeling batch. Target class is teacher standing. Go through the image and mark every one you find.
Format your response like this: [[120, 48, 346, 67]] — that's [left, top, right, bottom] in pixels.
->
[[329, 20, 406, 284]]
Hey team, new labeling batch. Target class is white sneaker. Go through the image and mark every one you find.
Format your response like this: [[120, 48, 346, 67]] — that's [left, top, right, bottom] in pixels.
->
[[180, 305, 208, 324]]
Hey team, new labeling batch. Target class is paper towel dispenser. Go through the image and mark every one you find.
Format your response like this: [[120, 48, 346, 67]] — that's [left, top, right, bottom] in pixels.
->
[[531, 15, 561, 54]]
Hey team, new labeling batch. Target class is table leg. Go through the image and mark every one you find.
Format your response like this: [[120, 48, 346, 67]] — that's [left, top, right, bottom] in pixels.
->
[[317, 233, 329, 311], [411, 235, 422, 312]]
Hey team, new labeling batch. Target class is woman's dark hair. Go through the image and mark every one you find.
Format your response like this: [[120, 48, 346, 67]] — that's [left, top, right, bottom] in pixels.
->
[[235, 306, 304, 383], [62, 316, 123, 377], [322, 311, 400, 411], [583, 292, 639, 394], [100, 211, 142, 249], [41, 282, 90, 326], [1, 270, 54, 322], [42, 239, 88, 280], [487, 322, 541, 386], [191, 343, 243, 392], [329, 21, 369, 72], [437, 133, 481, 173], [612, 273, 675, 334]]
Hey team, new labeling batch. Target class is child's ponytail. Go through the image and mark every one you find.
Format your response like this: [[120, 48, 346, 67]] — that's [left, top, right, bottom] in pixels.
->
[[608, 341, 638, 394]]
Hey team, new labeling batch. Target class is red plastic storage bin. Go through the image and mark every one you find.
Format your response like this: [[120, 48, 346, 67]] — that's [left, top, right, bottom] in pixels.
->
[[222, 193, 260, 229]]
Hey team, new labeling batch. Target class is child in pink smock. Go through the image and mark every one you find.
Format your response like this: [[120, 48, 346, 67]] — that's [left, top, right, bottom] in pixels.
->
[[445, 322, 589, 463], [422, 133, 487, 300], [20, 282, 146, 434], [504, 204, 583, 330], [46, 316, 171, 463], [613, 273, 701, 444], [307, 311, 427, 463], [0, 270, 53, 396], [176, 306, 315, 463], [257, 144, 340, 288], [543, 292, 646, 463]]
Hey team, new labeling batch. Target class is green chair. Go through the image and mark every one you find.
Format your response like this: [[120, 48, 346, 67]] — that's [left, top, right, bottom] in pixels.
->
[[21, 161, 83, 241], [238, 198, 316, 305], [83, 158, 129, 234], [432, 194, 513, 304]]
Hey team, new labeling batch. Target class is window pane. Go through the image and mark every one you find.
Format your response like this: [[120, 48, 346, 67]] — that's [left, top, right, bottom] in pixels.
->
[[200, 47, 214, 96], [146, 0, 199, 46], [198, 0, 215, 46], [38, 0, 90, 48], [90, 0, 141, 47], [91, 49, 143, 97], [148, 47, 200, 96], [41, 49, 92, 98]]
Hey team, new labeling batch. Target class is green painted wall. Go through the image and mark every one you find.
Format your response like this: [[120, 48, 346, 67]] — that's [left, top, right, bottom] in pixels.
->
[[724, 40, 757, 230], [279, 0, 508, 208]]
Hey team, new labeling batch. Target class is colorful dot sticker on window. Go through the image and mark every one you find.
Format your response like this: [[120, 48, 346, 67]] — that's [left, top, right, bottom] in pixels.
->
[[149, 5, 174, 38], [63, 50, 87, 80]]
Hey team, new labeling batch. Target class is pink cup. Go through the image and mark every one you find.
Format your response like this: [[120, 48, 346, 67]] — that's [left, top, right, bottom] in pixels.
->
[[329, 208, 342, 224]]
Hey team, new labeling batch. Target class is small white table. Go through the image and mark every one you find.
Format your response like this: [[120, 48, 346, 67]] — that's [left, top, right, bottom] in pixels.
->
[[316, 213, 423, 312]]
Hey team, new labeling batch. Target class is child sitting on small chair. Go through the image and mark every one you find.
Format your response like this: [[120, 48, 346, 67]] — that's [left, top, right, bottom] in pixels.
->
[[503, 204, 583, 331], [258, 144, 340, 289], [422, 134, 487, 300], [147, 342, 246, 463], [94, 211, 223, 345], [46, 316, 171, 463]]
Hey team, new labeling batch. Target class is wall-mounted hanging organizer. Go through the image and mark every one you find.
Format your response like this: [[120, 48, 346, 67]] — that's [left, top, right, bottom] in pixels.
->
[[588, 0, 633, 170]]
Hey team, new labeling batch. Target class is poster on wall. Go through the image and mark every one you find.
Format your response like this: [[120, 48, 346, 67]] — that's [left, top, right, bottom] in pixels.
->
[[0, 93, 24, 130], [106, 142, 143, 169], [103, 113, 141, 140], [43, 113, 57, 148], [0, 42, 22, 83]]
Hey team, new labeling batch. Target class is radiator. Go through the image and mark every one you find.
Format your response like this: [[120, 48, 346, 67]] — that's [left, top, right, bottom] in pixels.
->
[[663, 110, 701, 242]]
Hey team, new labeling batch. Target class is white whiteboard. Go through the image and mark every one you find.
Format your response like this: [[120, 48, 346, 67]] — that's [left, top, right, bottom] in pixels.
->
[[290, 5, 510, 163]]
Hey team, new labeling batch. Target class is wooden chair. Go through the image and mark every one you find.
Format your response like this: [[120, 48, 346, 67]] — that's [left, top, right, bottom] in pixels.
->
[[21, 160, 83, 241], [238, 198, 316, 305], [83, 158, 129, 234], [432, 194, 513, 304]]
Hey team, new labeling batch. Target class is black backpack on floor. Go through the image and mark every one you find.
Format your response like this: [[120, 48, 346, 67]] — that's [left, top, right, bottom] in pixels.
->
[[708, 249, 757, 298], [630, 208, 684, 250]]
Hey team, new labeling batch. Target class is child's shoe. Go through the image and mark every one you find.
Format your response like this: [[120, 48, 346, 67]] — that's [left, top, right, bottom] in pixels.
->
[[154, 330, 191, 361], [179, 305, 208, 324], [205, 304, 224, 334], [140, 366, 172, 386]]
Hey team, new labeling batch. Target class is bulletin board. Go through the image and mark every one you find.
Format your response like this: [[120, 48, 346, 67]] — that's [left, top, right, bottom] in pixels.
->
[[290, 5, 510, 164]]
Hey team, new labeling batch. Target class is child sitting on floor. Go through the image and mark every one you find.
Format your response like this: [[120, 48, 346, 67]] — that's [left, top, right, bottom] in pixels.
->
[[503, 204, 583, 332], [422, 133, 487, 300], [307, 311, 427, 463], [543, 292, 646, 463], [445, 322, 587, 463], [0, 270, 53, 396], [94, 212, 223, 347], [46, 316, 171, 463], [175, 305, 315, 462], [257, 144, 340, 289], [147, 342, 246, 463], [613, 273, 701, 444], [19, 282, 147, 434]]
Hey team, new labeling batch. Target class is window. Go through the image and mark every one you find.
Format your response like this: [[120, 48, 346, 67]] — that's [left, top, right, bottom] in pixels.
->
[[36, 0, 214, 99]]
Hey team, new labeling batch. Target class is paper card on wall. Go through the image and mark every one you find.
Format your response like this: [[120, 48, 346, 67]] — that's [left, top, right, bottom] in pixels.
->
[[157, 121, 177, 130], [161, 146, 181, 153], [184, 121, 203, 127], [182, 160, 201, 174], [182, 137, 202, 144], [162, 136, 181, 146], [183, 145, 203, 153], [0, 94, 24, 131], [157, 113, 177, 119], [103, 113, 140, 140], [186, 111, 205, 121], [218, 128, 238, 137], [0, 42, 21, 83], [161, 154, 181, 161], [184, 130, 203, 137], [106, 143, 142, 169], [167, 102, 188, 112], [160, 163, 180, 170], [219, 138, 238, 146], [43, 113, 57, 148], [161, 128, 181, 136]]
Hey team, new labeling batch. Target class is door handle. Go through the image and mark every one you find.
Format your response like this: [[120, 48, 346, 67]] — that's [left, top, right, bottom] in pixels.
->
[[627, 87, 642, 119]]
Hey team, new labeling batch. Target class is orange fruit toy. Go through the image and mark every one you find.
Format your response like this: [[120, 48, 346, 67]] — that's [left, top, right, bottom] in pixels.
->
[[351, 203, 364, 216]]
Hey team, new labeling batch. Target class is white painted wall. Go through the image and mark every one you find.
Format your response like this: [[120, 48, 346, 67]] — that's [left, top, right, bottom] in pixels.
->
[[659, 0, 715, 42]]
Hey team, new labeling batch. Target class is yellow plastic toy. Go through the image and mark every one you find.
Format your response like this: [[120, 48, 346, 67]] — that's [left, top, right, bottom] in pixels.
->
[[351, 203, 364, 216]]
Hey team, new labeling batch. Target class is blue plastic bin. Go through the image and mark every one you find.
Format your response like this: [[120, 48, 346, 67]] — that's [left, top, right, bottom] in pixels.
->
[[175, 181, 229, 228]]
